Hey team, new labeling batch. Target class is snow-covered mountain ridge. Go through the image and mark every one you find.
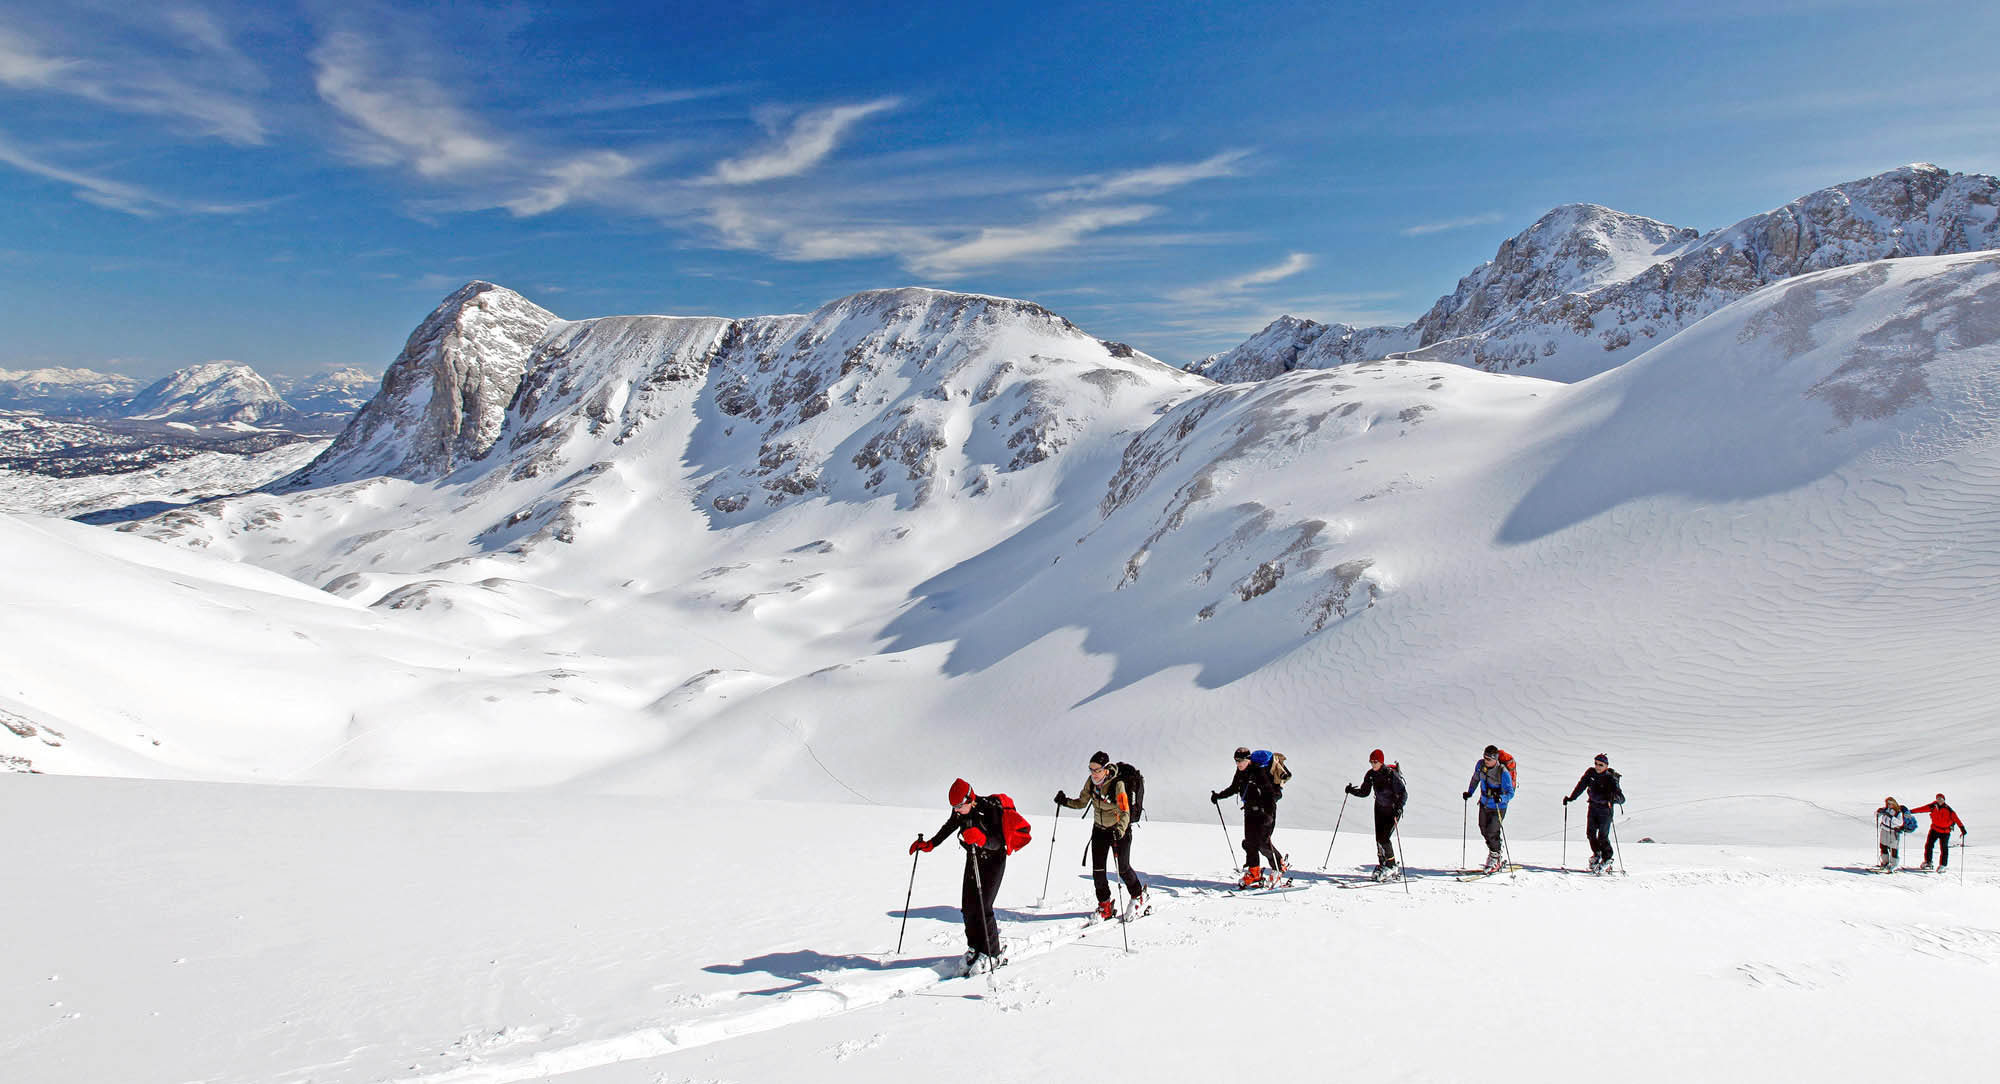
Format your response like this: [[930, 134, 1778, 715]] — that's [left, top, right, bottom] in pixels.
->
[[1195, 163, 2000, 382], [124, 362, 302, 428], [3, 249, 1977, 840]]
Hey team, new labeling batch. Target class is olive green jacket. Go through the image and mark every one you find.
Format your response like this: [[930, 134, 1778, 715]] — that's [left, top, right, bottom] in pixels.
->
[[1059, 767, 1131, 834]]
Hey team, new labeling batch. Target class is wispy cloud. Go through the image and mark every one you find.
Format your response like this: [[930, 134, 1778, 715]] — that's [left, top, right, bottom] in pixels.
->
[[708, 98, 900, 185], [1041, 149, 1252, 204], [909, 205, 1159, 274], [500, 151, 641, 216], [0, 22, 265, 144], [1400, 212, 1504, 237], [536, 84, 752, 117], [0, 129, 262, 215], [312, 32, 507, 178], [1162, 252, 1314, 307]]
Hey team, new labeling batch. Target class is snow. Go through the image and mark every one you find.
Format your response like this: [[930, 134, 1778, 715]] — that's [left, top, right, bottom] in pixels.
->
[[1, 774, 1993, 1083], [0, 438, 326, 519], [5, 244, 2000, 1080]]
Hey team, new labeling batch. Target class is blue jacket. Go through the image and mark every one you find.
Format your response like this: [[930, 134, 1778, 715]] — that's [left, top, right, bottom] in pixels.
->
[[1467, 762, 1514, 810]]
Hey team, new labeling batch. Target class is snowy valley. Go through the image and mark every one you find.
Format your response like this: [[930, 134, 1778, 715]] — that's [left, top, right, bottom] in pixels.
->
[[4, 165, 1999, 1082]]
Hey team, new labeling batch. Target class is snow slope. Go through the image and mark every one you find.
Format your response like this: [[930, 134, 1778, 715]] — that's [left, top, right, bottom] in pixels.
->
[[0, 251, 1969, 851], [1, 774, 1993, 1084]]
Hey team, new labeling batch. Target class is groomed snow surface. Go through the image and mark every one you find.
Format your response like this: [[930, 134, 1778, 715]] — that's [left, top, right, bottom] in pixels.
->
[[3, 776, 1994, 1083]]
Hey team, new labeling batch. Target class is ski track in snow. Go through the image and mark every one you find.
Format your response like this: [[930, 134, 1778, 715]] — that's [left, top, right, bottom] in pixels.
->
[[381, 861, 2000, 1083]]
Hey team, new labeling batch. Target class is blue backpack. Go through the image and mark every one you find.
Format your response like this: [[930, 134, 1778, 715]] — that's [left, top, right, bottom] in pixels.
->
[[1900, 811, 1918, 834]]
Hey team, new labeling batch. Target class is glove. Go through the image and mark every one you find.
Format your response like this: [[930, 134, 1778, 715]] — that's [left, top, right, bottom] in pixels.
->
[[1209, 790, 1221, 804], [1112, 824, 1127, 840], [1562, 796, 1572, 805], [1463, 790, 1473, 801], [1345, 784, 1360, 796], [909, 839, 933, 855], [1055, 790, 1067, 805], [962, 826, 987, 848]]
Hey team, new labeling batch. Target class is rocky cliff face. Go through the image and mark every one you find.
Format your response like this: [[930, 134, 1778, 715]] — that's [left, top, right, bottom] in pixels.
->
[[283, 282, 559, 488], [1197, 164, 2000, 384]]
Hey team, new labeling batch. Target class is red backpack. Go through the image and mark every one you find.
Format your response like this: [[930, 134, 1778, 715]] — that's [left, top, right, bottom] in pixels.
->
[[1494, 749, 1519, 784], [992, 793, 1033, 854]]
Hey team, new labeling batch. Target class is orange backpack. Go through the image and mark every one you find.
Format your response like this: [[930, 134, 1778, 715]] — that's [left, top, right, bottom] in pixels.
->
[[993, 793, 1033, 854]]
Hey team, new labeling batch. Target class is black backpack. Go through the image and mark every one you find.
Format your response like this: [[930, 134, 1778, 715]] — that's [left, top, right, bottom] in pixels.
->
[[1116, 762, 1146, 822]]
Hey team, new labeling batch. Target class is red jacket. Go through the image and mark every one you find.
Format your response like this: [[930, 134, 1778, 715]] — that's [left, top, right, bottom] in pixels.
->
[[1910, 802, 1966, 833]]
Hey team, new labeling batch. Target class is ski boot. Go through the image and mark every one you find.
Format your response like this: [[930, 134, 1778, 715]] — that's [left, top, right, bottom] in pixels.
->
[[1482, 852, 1504, 874], [1383, 860, 1401, 881], [1238, 866, 1264, 889], [1123, 892, 1149, 921], [1261, 866, 1283, 888], [1920, 861, 1935, 872], [1093, 899, 1116, 923]]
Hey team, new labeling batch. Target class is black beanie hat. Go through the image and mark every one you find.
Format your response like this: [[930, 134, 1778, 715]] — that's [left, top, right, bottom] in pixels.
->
[[1483, 744, 1499, 757], [1089, 751, 1110, 769]]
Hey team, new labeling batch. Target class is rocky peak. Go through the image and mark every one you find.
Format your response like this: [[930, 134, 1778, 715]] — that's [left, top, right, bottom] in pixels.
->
[[284, 282, 560, 488]]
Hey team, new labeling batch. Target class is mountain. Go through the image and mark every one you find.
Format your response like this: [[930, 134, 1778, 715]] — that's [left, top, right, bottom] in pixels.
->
[[123, 362, 302, 427], [0, 367, 140, 415], [48, 251, 1993, 838], [282, 282, 560, 487], [1195, 163, 2000, 383], [275, 366, 380, 418]]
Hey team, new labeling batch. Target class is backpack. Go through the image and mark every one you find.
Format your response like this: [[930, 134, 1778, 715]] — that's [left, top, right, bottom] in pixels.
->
[[1494, 748, 1519, 785], [1250, 749, 1293, 787], [1114, 762, 1146, 822], [1387, 763, 1407, 814], [1900, 811, 1918, 834], [993, 793, 1033, 854]]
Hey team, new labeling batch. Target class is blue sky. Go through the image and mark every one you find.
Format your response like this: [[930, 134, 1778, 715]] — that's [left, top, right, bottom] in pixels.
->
[[1, 0, 1996, 380]]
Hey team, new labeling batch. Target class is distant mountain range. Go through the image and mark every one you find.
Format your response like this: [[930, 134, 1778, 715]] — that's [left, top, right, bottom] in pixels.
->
[[1191, 163, 2000, 383], [0, 362, 378, 430]]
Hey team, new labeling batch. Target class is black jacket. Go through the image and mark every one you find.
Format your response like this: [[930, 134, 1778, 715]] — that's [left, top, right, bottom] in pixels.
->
[[1566, 768, 1625, 807], [1216, 764, 1282, 814], [928, 795, 1007, 853], [1347, 765, 1407, 814]]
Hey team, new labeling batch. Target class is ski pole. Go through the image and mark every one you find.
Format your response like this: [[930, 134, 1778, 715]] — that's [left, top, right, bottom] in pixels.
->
[[1561, 801, 1569, 872], [1042, 803, 1064, 900], [1320, 791, 1350, 870], [1460, 797, 1469, 872], [1610, 813, 1623, 875], [1397, 815, 1413, 897], [1498, 807, 1514, 872], [1960, 829, 1967, 888], [897, 833, 922, 954], [1116, 881, 1130, 954], [1214, 800, 1238, 872], [966, 843, 996, 988]]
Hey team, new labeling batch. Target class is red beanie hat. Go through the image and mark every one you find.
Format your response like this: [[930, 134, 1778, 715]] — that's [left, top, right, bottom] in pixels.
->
[[949, 778, 973, 805], [1369, 749, 1385, 764]]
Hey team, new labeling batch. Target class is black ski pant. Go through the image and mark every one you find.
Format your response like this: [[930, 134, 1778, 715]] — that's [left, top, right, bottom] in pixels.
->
[[1089, 824, 1144, 901], [1586, 803, 1614, 863], [960, 846, 1007, 956], [1925, 828, 1955, 868], [1478, 805, 1507, 856], [1373, 806, 1399, 865], [1243, 808, 1281, 870]]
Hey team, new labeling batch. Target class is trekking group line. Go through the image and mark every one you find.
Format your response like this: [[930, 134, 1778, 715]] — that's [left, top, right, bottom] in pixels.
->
[[905, 745, 1966, 976]]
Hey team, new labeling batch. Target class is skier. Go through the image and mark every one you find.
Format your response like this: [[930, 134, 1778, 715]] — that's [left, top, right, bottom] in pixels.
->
[[1462, 745, 1516, 873], [1212, 746, 1287, 888], [1908, 794, 1966, 871], [1562, 753, 1626, 873], [1874, 797, 1915, 872], [1344, 749, 1407, 880], [910, 778, 1011, 973], [1056, 752, 1147, 920]]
